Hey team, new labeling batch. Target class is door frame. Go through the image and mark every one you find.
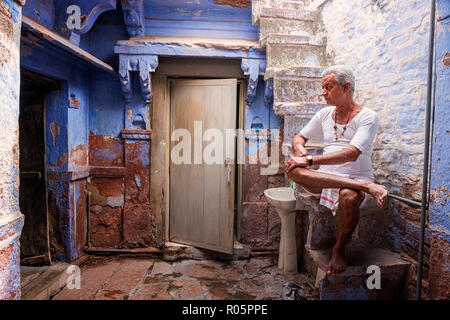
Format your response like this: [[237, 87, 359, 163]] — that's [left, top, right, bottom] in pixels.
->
[[19, 68, 57, 265], [163, 77, 246, 247]]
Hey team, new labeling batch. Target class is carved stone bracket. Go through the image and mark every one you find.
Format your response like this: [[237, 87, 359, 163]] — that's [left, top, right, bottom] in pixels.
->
[[119, 54, 159, 103], [121, 0, 145, 38], [68, 0, 117, 45], [264, 80, 273, 107], [241, 58, 272, 107]]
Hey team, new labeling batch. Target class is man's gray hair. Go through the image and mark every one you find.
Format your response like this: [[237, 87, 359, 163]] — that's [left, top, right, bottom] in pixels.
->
[[321, 65, 355, 96]]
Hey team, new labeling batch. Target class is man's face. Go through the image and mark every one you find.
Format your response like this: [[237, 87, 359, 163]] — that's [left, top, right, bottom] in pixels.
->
[[321, 73, 347, 105]]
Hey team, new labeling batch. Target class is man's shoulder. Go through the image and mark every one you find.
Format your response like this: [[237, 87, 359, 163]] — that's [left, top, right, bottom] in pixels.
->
[[358, 107, 379, 124], [361, 107, 378, 118], [316, 106, 334, 118]]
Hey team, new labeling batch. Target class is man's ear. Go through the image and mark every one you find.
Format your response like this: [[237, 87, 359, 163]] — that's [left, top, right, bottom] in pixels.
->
[[344, 82, 351, 93]]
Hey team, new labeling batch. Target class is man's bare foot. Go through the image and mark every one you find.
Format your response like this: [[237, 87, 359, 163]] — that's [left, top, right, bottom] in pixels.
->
[[365, 182, 388, 208], [327, 248, 347, 275]]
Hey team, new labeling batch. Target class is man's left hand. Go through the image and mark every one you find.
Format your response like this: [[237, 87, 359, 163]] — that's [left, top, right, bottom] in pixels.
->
[[285, 156, 309, 174]]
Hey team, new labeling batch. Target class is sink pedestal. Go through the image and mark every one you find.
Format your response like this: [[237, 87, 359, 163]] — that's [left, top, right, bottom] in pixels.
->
[[277, 209, 298, 274], [264, 187, 301, 275]]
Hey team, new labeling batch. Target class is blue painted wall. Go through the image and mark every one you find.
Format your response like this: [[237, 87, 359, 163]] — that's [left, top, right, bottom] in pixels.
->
[[45, 87, 69, 172], [22, 0, 55, 29], [80, 9, 128, 69], [144, 0, 259, 40], [89, 73, 125, 138], [21, 38, 90, 171], [68, 68, 89, 170], [20, 21, 108, 261], [248, 81, 281, 132], [429, 0, 450, 241], [19, 0, 273, 260], [245, 77, 282, 155], [20, 0, 275, 166]]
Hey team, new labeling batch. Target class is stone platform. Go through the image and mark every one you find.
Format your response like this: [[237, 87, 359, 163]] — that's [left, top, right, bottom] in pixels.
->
[[308, 247, 410, 300]]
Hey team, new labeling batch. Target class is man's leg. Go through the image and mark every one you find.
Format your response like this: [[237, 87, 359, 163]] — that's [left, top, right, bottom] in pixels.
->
[[327, 188, 364, 275], [287, 168, 387, 208]]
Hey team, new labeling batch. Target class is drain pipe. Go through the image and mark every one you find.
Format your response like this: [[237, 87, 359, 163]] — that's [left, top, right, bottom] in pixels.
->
[[86, 191, 91, 247], [416, 0, 436, 301]]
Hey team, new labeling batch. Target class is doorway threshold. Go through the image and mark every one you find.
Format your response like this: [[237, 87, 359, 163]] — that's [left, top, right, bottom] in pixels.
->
[[163, 241, 251, 262], [85, 246, 162, 257]]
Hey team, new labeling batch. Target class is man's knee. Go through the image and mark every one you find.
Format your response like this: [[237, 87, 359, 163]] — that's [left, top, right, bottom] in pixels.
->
[[339, 188, 363, 209], [287, 167, 308, 181]]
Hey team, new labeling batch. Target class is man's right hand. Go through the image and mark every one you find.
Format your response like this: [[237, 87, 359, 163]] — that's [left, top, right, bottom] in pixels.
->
[[285, 156, 309, 174], [294, 145, 309, 157]]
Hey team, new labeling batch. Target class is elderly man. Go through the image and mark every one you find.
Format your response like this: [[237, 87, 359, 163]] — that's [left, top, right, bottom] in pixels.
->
[[285, 65, 388, 275]]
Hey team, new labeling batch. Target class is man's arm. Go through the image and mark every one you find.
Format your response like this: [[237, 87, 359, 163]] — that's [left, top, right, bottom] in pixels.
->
[[285, 145, 361, 174], [292, 133, 309, 157], [292, 111, 323, 157], [292, 133, 361, 166], [311, 146, 361, 165]]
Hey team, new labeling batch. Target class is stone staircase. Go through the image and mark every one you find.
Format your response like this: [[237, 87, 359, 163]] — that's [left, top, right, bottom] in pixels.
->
[[253, 0, 328, 152], [252, 0, 411, 300]]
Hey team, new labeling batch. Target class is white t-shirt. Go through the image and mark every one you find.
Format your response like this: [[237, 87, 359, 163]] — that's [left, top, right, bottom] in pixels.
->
[[299, 106, 379, 181]]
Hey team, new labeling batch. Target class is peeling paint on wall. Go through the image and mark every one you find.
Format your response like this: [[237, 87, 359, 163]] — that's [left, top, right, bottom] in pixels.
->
[[0, 2, 13, 67], [89, 132, 124, 167], [0, 0, 24, 299], [213, 0, 251, 8], [49, 121, 60, 147], [87, 177, 124, 248], [70, 144, 88, 167]]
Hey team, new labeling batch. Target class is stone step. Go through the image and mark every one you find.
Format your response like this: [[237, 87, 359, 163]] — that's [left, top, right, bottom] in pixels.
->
[[274, 77, 323, 103], [260, 7, 318, 21], [252, 1, 318, 24], [272, 67, 325, 103], [282, 105, 327, 144], [277, 0, 308, 10], [255, 0, 309, 12], [273, 101, 327, 116], [265, 66, 326, 81], [307, 247, 411, 300], [259, 16, 317, 48], [266, 35, 327, 69], [267, 34, 325, 46]]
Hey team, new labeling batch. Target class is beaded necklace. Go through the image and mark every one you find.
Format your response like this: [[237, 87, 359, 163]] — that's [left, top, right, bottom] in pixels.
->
[[333, 108, 352, 141]]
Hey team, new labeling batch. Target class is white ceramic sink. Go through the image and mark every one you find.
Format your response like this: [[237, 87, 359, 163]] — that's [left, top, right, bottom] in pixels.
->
[[264, 187, 298, 211]]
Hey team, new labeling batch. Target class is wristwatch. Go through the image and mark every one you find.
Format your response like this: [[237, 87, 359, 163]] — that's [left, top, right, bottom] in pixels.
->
[[306, 155, 313, 166]]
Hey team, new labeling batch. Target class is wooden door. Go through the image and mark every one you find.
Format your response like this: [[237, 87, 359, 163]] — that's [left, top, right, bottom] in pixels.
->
[[170, 79, 237, 254], [19, 69, 58, 265]]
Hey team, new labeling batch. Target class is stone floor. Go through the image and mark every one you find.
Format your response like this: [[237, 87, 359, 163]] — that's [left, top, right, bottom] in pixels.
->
[[45, 254, 319, 300]]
